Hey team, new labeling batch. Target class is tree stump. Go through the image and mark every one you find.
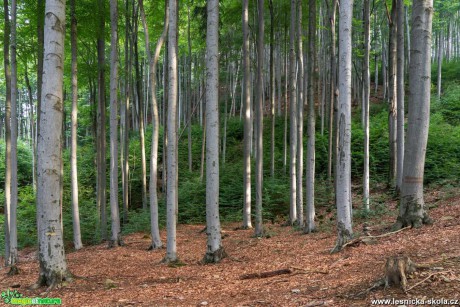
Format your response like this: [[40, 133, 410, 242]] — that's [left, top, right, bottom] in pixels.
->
[[384, 256, 416, 291]]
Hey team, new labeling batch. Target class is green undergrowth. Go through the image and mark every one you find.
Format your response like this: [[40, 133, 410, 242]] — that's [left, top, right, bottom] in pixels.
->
[[0, 83, 459, 254]]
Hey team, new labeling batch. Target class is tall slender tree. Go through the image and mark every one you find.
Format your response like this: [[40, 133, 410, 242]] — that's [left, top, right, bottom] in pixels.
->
[[296, 0, 304, 227], [96, 0, 107, 240], [393, 0, 433, 229], [396, 0, 405, 193], [70, 0, 83, 250], [109, 0, 122, 248], [3, 0, 13, 268], [363, 0, 371, 210], [164, 0, 179, 263], [35, 0, 72, 287], [305, 0, 316, 233], [255, 0, 265, 237], [242, 0, 252, 229], [332, 0, 354, 253], [139, 0, 168, 250], [289, 0, 298, 225], [204, 0, 226, 262]]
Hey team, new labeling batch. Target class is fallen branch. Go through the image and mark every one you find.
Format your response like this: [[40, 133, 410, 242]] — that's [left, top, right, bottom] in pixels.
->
[[405, 270, 452, 293], [240, 269, 292, 280], [291, 266, 329, 275], [342, 226, 411, 249]]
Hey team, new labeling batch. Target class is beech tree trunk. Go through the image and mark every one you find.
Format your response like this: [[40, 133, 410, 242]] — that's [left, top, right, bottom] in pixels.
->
[[139, 0, 167, 250], [70, 0, 83, 250], [242, 0, 252, 229], [396, 0, 405, 193], [394, 0, 433, 230], [332, 0, 354, 253], [109, 0, 122, 248], [165, 0, 179, 263], [305, 0, 316, 233], [254, 0, 264, 237], [363, 0, 370, 210], [3, 0, 13, 267], [36, 0, 72, 286], [289, 0, 298, 225], [97, 0, 107, 240], [388, 0, 398, 189], [296, 0, 304, 227], [204, 0, 225, 262]]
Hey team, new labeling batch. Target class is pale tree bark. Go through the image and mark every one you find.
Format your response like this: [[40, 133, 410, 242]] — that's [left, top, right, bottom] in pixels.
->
[[296, 0, 304, 227], [70, 0, 83, 250], [305, 0, 316, 233], [254, 0, 264, 237], [393, 0, 433, 230], [436, 31, 442, 99], [122, 0, 130, 225], [363, 0, 370, 210], [97, 0, 107, 240], [269, 0, 275, 178], [164, 0, 179, 263], [35, 0, 72, 287], [327, 0, 338, 182], [109, 0, 122, 248], [289, 0, 298, 225], [387, 0, 397, 188], [3, 0, 13, 268], [242, 0, 252, 229], [9, 0, 18, 270], [203, 0, 226, 262], [139, 0, 168, 250], [396, 0, 405, 193], [332, 0, 354, 253], [187, 7, 192, 172]]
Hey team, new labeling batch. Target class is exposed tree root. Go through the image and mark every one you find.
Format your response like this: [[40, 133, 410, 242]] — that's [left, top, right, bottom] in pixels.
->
[[340, 226, 411, 250], [7, 265, 20, 276], [202, 247, 227, 264], [405, 270, 452, 293]]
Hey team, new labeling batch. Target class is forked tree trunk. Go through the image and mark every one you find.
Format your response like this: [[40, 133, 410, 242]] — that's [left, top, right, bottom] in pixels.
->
[[332, 0, 353, 253], [109, 0, 122, 248], [394, 0, 433, 230], [242, 0, 252, 229], [139, 0, 168, 250], [204, 0, 225, 262], [36, 0, 72, 286], [70, 0, 83, 250]]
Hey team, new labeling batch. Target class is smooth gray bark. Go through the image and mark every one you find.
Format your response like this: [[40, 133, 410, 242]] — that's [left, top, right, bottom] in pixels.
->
[[204, 0, 225, 262], [165, 0, 179, 263], [396, 0, 405, 193], [70, 0, 83, 250], [109, 0, 122, 248], [139, 0, 167, 250], [332, 0, 354, 253], [36, 0, 71, 286], [289, 0, 298, 224], [305, 0, 316, 233], [242, 0, 252, 229], [296, 0, 304, 227], [388, 0, 398, 189], [394, 0, 433, 229], [363, 0, 370, 210], [254, 0, 264, 237]]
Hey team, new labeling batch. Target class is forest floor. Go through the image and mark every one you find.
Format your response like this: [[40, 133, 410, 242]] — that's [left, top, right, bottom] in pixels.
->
[[1, 185, 460, 307]]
